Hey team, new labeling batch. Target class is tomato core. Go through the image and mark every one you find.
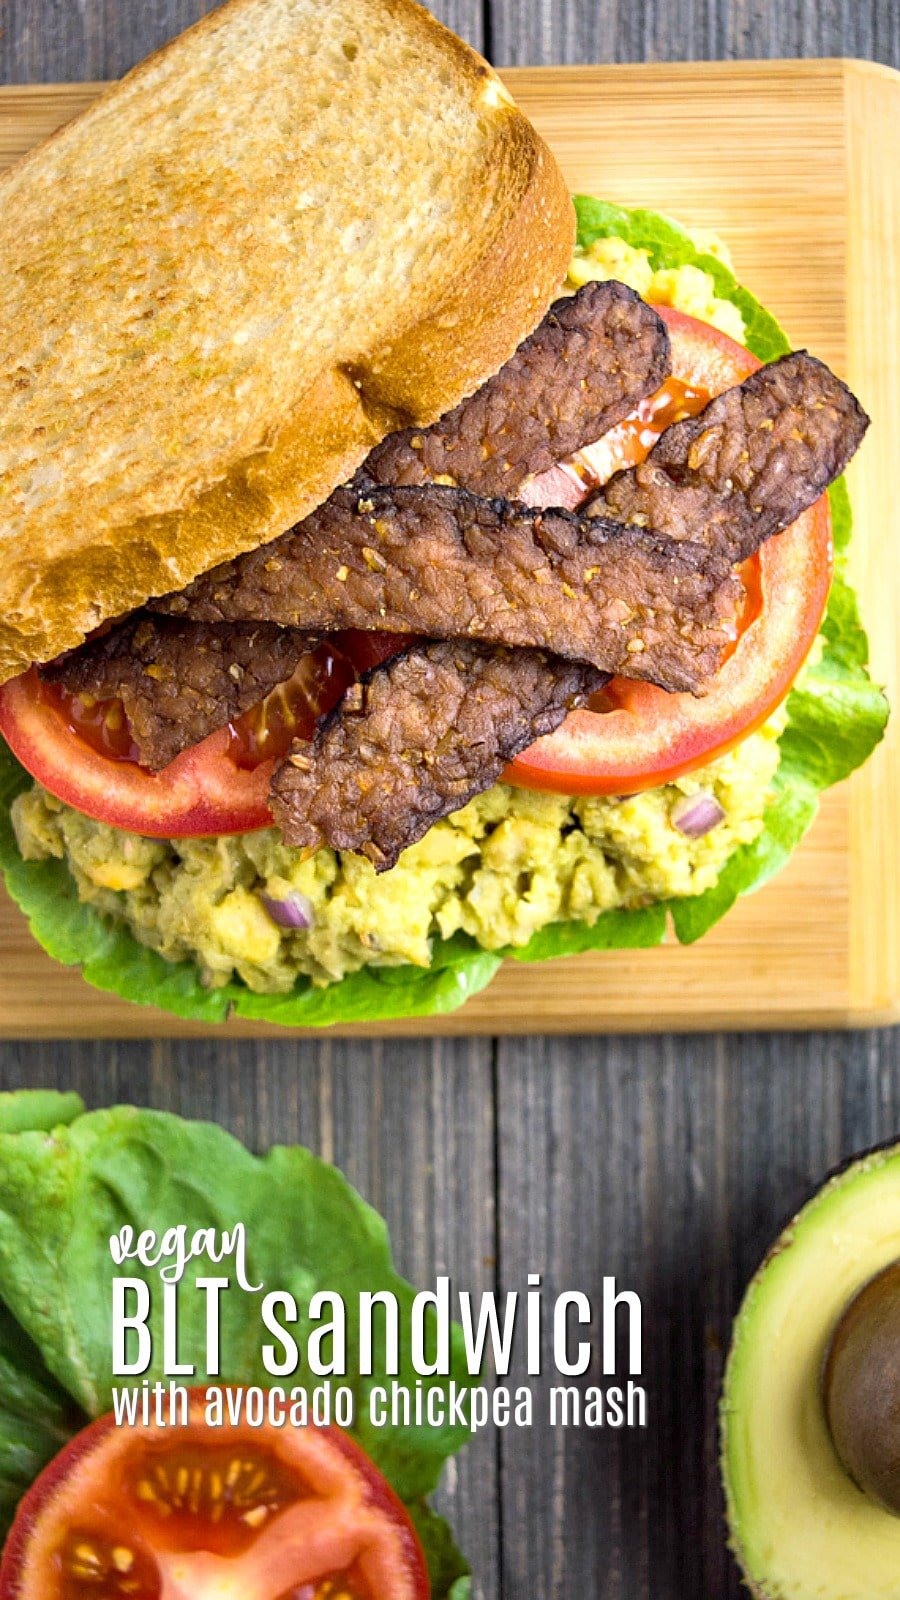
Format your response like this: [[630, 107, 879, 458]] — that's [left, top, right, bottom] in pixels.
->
[[56, 1526, 163, 1598], [125, 1440, 309, 1556]]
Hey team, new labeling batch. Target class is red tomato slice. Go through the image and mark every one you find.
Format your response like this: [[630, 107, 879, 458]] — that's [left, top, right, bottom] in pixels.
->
[[0, 1395, 429, 1600], [505, 306, 833, 795], [0, 633, 405, 838]]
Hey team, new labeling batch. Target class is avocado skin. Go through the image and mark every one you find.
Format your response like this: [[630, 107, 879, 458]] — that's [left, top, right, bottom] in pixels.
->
[[719, 1136, 900, 1599]]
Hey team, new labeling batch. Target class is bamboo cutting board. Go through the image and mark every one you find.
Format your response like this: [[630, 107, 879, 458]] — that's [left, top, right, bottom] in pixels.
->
[[0, 58, 896, 1037]]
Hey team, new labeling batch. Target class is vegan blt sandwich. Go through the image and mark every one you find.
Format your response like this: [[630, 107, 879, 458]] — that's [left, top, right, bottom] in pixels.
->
[[0, 0, 887, 1026]]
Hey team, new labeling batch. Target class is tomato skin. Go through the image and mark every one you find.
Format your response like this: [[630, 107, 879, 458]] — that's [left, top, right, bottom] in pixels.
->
[[0, 1393, 430, 1600], [505, 306, 833, 795]]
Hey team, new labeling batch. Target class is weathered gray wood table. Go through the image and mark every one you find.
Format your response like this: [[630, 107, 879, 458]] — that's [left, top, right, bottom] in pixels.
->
[[1, 3, 898, 1596]]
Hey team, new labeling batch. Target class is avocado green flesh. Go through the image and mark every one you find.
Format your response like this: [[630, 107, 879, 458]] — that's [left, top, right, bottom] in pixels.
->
[[721, 1143, 900, 1599]]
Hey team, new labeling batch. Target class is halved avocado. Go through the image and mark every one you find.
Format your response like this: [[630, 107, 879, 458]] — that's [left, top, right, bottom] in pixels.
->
[[721, 1140, 900, 1599]]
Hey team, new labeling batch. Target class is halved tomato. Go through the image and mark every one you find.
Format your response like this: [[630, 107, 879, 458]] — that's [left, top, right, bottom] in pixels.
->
[[507, 307, 833, 795], [0, 1394, 429, 1600], [0, 632, 404, 838]]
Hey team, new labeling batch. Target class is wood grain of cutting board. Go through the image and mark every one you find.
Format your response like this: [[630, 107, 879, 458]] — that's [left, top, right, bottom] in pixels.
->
[[0, 58, 896, 1037]]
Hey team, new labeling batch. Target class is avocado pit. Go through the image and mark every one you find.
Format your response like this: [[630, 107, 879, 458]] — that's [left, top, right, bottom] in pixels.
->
[[823, 1260, 900, 1515]]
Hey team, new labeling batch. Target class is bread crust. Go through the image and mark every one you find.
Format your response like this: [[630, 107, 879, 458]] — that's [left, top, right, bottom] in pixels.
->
[[0, 0, 574, 683]]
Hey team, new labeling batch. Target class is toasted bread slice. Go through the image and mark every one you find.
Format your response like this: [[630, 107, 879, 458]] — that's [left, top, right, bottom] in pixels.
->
[[0, 0, 573, 682]]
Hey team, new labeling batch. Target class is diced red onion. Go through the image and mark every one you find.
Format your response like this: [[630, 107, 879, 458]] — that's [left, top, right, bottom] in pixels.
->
[[261, 891, 315, 931], [670, 792, 725, 838]]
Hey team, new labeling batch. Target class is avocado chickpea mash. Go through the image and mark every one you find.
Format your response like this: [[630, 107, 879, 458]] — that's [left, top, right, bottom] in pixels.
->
[[11, 712, 783, 992], [7, 241, 794, 996]]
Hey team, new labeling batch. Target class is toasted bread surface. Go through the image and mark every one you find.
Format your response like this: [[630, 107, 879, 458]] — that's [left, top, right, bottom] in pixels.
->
[[0, 0, 573, 682]]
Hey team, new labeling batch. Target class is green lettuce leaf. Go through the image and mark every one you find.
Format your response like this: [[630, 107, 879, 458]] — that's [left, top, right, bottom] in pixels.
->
[[0, 1101, 470, 1590], [0, 199, 887, 1025], [509, 902, 668, 963], [0, 1301, 81, 1537], [411, 1504, 473, 1600], [0, 1089, 84, 1136]]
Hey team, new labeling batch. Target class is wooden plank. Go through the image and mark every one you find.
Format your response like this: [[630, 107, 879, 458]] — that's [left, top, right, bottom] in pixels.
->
[[0, 1034, 500, 1596], [486, 0, 900, 70], [0, 60, 895, 1035], [494, 1026, 900, 1598]]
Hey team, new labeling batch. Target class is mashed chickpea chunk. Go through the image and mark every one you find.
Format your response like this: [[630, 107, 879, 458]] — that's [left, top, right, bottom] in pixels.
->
[[567, 230, 747, 343], [11, 241, 785, 994]]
